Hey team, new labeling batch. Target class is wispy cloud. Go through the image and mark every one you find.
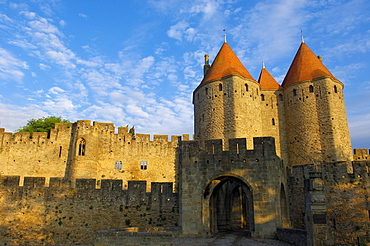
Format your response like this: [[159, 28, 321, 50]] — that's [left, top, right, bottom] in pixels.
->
[[0, 47, 28, 83]]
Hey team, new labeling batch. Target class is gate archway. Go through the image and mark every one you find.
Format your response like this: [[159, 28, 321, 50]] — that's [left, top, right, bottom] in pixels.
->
[[207, 176, 254, 233]]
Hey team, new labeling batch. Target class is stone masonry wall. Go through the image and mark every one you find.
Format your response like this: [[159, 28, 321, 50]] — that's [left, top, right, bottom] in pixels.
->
[[354, 149, 370, 161], [0, 176, 178, 245], [0, 121, 183, 191], [260, 88, 288, 161], [193, 75, 262, 149], [283, 77, 352, 167], [289, 161, 370, 245], [179, 137, 288, 238]]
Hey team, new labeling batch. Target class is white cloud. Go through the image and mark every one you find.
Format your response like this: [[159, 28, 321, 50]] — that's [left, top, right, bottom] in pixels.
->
[[29, 17, 60, 34], [79, 13, 88, 19], [167, 21, 189, 41], [20, 11, 36, 20], [0, 47, 28, 83], [48, 87, 65, 94], [0, 102, 47, 132]]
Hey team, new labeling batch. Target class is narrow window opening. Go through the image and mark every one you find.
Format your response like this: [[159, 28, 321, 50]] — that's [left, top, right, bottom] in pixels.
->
[[115, 161, 123, 170], [334, 85, 338, 93], [309, 85, 314, 93], [219, 83, 222, 91], [78, 139, 86, 156], [212, 143, 215, 154], [205, 87, 208, 95], [160, 185, 163, 193], [261, 94, 265, 101], [245, 84, 249, 91], [278, 94, 283, 101], [293, 89, 297, 96], [59, 146, 62, 158], [140, 161, 147, 170], [272, 118, 275, 125], [236, 142, 239, 154]]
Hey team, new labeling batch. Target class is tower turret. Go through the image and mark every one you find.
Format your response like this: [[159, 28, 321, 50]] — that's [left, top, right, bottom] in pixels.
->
[[282, 42, 352, 167], [258, 63, 287, 160], [193, 42, 261, 148], [203, 54, 211, 75]]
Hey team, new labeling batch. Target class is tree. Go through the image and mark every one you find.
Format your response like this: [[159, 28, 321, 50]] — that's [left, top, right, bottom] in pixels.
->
[[17, 116, 70, 136]]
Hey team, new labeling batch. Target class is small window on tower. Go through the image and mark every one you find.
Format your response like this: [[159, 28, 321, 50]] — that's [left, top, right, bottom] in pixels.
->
[[309, 85, 314, 93], [115, 161, 123, 170], [140, 161, 148, 170], [334, 85, 338, 93], [293, 89, 297, 96], [261, 94, 265, 101], [272, 118, 275, 125], [245, 84, 249, 91], [219, 83, 223, 91], [278, 94, 283, 101], [78, 139, 86, 156], [205, 87, 208, 95]]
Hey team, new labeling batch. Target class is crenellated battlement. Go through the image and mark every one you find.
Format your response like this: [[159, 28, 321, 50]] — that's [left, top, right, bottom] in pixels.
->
[[353, 148, 370, 161], [290, 160, 370, 184], [181, 136, 276, 158], [0, 121, 188, 147], [0, 176, 177, 206]]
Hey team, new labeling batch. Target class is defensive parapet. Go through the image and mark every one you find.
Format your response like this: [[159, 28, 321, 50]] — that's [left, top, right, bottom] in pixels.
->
[[354, 148, 370, 161], [0, 120, 186, 147], [0, 175, 179, 245], [0, 175, 177, 207], [0, 123, 71, 145], [181, 136, 277, 160]]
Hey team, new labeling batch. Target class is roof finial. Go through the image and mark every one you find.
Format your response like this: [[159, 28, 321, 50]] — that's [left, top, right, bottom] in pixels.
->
[[223, 29, 227, 43], [301, 30, 305, 43], [262, 61, 265, 68]]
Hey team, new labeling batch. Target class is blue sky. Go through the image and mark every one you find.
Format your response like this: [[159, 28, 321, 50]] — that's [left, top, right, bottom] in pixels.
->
[[0, 0, 369, 148]]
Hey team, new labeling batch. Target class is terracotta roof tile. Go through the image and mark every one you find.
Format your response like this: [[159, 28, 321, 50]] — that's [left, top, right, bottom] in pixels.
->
[[258, 67, 281, 89], [282, 43, 337, 87], [201, 43, 255, 84]]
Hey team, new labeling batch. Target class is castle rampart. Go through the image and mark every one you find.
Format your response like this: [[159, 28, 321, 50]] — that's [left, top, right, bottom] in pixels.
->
[[0, 121, 185, 190], [0, 176, 179, 245]]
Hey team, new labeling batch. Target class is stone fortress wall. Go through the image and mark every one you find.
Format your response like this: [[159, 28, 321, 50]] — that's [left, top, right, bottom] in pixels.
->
[[0, 176, 178, 245], [0, 120, 185, 190], [288, 160, 370, 245]]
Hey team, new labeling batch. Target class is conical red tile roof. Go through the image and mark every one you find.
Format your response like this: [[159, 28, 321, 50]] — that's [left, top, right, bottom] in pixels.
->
[[282, 43, 338, 87], [201, 43, 255, 84], [258, 67, 281, 89]]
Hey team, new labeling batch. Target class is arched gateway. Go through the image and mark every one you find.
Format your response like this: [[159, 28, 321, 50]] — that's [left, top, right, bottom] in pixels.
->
[[206, 176, 254, 234]]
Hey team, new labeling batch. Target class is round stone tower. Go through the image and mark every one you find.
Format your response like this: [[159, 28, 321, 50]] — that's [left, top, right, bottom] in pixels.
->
[[282, 41, 353, 166], [193, 42, 262, 149]]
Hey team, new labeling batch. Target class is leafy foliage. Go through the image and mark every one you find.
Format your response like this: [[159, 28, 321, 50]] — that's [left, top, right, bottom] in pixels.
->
[[17, 116, 70, 136]]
